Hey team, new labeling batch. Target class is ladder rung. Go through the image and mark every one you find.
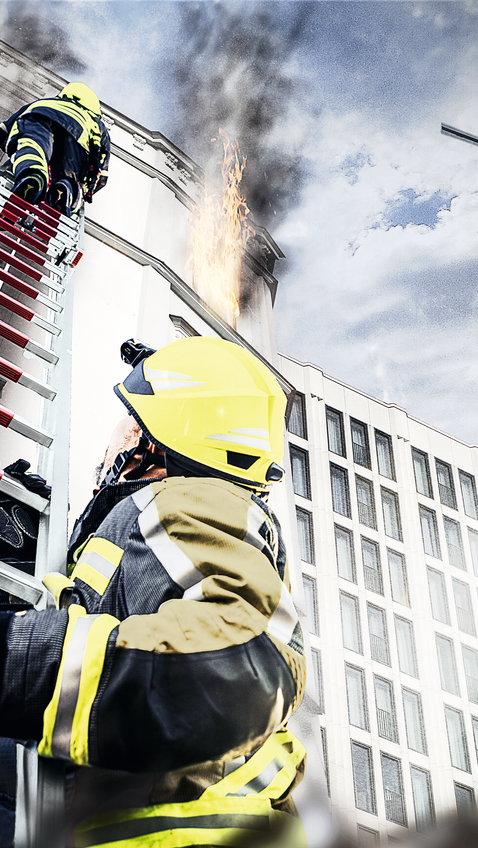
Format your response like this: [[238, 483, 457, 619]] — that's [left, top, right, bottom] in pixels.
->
[[0, 320, 58, 364], [0, 471, 50, 513], [0, 357, 56, 400], [2, 196, 59, 241], [0, 266, 63, 312], [0, 291, 61, 335], [0, 216, 49, 253], [0, 560, 45, 605], [0, 405, 53, 447]]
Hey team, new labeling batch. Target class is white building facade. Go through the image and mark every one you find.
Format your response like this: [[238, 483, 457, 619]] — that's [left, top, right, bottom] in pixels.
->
[[279, 352, 478, 843]]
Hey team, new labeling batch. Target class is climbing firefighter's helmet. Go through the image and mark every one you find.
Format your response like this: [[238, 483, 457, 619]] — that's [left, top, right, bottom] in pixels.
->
[[114, 337, 286, 490], [59, 82, 101, 116]]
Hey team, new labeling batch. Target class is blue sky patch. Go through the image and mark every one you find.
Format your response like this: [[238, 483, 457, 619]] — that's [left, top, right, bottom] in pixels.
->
[[383, 188, 453, 228]]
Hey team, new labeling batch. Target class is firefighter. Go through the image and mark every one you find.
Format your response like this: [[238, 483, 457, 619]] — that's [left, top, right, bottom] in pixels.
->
[[0, 336, 307, 847], [0, 82, 110, 216]]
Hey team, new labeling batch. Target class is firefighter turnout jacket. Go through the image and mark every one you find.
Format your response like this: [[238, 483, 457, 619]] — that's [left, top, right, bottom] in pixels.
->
[[0, 96, 110, 194], [0, 476, 307, 847]]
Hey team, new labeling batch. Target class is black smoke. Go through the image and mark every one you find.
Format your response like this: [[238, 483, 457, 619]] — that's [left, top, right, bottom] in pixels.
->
[[162, 1, 314, 226], [2, 1, 86, 74]]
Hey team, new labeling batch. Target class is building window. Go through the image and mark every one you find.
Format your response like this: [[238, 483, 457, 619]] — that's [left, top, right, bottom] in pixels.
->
[[444, 706, 471, 772], [462, 645, 478, 705], [444, 517, 465, 570], [412, 448, 433, 498], [374, 676, 398, 743], [468, 528, 478, 577], [381, 754, 407, 826], [302, 575, 319, 635], [351, 419, 371, 468], [435, 459, 457, 509], [288, 392, 307, 439], [357, 827, 379, 847], [387, 550, 410, 606], [368, 604, 390, 665], [311, 649, 324, 712], [472, 717, 478, 764], [375, 431, 395, 480], [326, 407, 345, 456], [381, 488, 402, 541], [427, 568, 450, 625], [454, 783, 475, 817], [452, 579, 476, 637], [459, 471, 478, 519], [436, 634, 460, 696], [330, 463, 350, 517], [402, 688, 427, 754], [335, 525, 356, 582], [395, 616, 419, 678], [419, 506, 441, 558], [345, 664, 369, 730], [362, 538, 383, 595], [356, 477, 376, 529], [296, 507, 315, 564], [410, 767, 435, 832], [351, 742, 376, 814], [321, 727, 330, 796], [290, 446, 311, 499], [340, 592, 362, 654]]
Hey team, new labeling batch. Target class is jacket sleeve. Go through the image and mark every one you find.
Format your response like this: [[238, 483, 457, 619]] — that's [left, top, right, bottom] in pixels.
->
[[0, 478, 305, 773], [0, 104, 28, 151], [91, 122, 110, 193]]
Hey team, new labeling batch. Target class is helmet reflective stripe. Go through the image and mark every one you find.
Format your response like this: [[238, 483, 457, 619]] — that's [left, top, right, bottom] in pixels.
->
[[207, 429, 271, 450], [144, 368, 206, 392]]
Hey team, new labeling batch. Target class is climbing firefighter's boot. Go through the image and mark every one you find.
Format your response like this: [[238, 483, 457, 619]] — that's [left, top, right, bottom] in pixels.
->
[[46, 179, 73, 217], [12, 172, 46, 205]]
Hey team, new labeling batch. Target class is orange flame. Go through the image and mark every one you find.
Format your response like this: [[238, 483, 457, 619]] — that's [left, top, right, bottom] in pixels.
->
[[192, 128, 254, 327]]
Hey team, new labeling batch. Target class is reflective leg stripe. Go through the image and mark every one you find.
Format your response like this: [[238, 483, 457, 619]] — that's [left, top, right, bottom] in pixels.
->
[[16, 137, 48, 158], [74, 796, 272, 848], [38, 605, 119, 765], [202, 728, 306, 801], [266, 584, 299, 646], [72, 538, 124, 595]]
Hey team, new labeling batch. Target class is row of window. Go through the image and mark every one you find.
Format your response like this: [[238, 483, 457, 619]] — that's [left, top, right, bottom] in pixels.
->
[[412, 449, 478, 518], [334, 525, 409, 603], [350, 740, 476, 831]]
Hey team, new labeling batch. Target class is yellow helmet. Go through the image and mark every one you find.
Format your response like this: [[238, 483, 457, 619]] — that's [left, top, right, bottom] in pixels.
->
[[114, 337, 286, 490], [59, 82, 101, 116]]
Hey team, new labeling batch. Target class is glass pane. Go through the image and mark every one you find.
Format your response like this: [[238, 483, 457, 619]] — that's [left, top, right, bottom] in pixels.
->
[[326, 408, 344, 456], [436, 460, 457, 509], [460, 471, 478, 519], [452, 580, 476, 636], [368, 605, 390, 665], [341, 593, 362, 653], [436, 635, 459, 695], [388, 550, 409, 606], [321, 727, 330, 796], [296, 508, 314, 564], [419, 507, 441, 558], [468, 528, 478, 577], [427, 568, 450, 624], [351, 420, 370, 468], [395, 617, 418, 677], [331, 465, 350, 517], [412, 450, 432, 497], [445, 707, 470, 772], [303, 576, 319, 635], [444, 518, 465, 570], [455, 783, 475, 817], [335, 525, 356, 582], [362, 538, 383, 594], [376, 432, 394, 480], [356, 478, 376, 529], [381, 754, 406, 825], [289, 393, 306, 439], [403, 688, 427, 754], [374, 677, 397, 742], [411, 767, 434, 832], [462, 645, 478, 705], [351, 743, 375, 813], [382, 489, 402, 541], [346, 665, 368, 730], [472, 717, 478, 762], [311, 649, 324, 712], [290, 446, 310, 499]]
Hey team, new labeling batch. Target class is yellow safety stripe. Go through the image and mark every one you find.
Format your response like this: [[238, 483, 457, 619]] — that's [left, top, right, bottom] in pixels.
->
[[42, 572, 75, 608], [72, 538, 124, 596], [202, 727, 306, 801], [38, 605, 119, 765], [21, 99, 100, 150], [12, 153, 48, 173]]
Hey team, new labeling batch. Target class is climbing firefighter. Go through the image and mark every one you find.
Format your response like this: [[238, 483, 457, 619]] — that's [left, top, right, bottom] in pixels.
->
[[0, 82, 110, 217], [0, 336, 307, 847]]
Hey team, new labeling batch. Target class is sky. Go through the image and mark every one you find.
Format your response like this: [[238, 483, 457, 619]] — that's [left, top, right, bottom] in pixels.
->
[[2, 0, 478, 444]]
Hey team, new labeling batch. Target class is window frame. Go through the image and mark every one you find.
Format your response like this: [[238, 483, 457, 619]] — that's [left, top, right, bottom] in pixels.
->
[[289, 444, 311, 499], [459, 470, 478, 519], [394, 615, 419, 678], [444, 706, 471, 772], [435, 633, 460, 696], [380, 752, 407, 826], [334, 524, 356, 583], [361, 536, 383, 594], [288, 391, 307, 439], [351, 741, 376, 814], [296, 506, 315, 564], [387, 549, 410, 607], [345, 663, 370, 731], [444, 516, 466, 570], [340, 591, 363, 654], [419, 505, 441, 559], [351, 418, 371, 468], [330, 463, 351, 517], [375, 430, 395, 480], [381, 487, 402, 541], [368, 603, 390, 666], [373, 675, 398, 743], [402, 687, 428, 754], [435, 458, 457, 509], [412, 448, 433, 499], [356, 475, 377, 529], [302, 574, 319, 636], [325, 406, 345, 457]]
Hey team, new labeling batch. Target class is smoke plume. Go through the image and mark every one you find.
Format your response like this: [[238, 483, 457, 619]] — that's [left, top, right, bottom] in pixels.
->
[[2, 1, 86, 74]]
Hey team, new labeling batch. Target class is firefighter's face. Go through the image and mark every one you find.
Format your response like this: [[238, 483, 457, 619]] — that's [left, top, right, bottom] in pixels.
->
[[98, 417, 167, 485]]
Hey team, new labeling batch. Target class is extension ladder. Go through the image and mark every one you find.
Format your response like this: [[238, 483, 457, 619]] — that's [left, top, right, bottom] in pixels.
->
[[0, 164, 84, 848]]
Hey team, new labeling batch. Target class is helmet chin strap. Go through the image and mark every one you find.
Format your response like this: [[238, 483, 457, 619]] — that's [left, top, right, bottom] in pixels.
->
[[101, 435, 165, 486]]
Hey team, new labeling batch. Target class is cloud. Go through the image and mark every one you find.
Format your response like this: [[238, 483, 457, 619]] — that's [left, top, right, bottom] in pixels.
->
[[2, 0, 87, 72]]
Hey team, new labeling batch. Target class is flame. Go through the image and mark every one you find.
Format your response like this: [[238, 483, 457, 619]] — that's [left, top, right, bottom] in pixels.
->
[[192, 128, 254, 327]]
